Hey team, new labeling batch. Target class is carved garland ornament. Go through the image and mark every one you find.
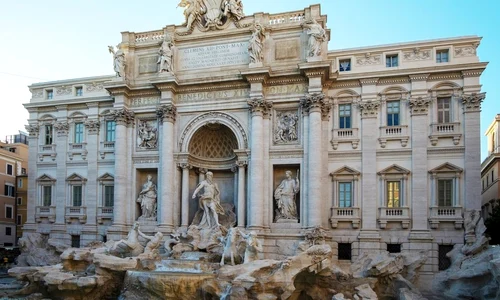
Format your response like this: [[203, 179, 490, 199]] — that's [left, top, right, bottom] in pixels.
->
[[462, 92, 486, 112], [111, 108, 135, 126], [408, 97, 431, 115], [156, 104, 177, 122]]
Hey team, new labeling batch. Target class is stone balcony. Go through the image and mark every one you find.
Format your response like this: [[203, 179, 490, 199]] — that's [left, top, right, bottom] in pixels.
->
[[97, 206, 114, 224], [38, 144, 57, 161], [331, 128, 359, 150], [99, 141, 115, 159], [429, 206, 463, 229], [330, 207, 360, 229], [429, 122, 461, 146], [35, 206, 56, 223], [378, 207, 410, 229], [68, 143, 88, 160], [65, 206, 87, 223], [378, 126, 409, 148]]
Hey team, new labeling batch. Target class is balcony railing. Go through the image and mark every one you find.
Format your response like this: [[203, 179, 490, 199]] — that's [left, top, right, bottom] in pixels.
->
[[97, 206, 114, 224], [378, 207, 410, 229], [65, 206, 87, 223], [99, 141, 115, 159], [35, 206, 56, 223], [429, 122, 461, 146], [68, 143, 88, 160], [38, 144, 57, 161], [429, 206, 463, 229], [330, 207, 360, 228], [268, 12, 305, 25], [331, 128, 359, 150], [378, 126, 409, 148]]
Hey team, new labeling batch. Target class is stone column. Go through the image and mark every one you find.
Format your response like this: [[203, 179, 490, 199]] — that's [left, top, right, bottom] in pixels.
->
[[179, 163, 192, 227], [263, 112, 271, 230], [301, 93, 330, 228], [237, 160, 247, 228], [54, 115, 69, 225], [198, 168, 207, 183], [84, 118, 100, 227], [247, 98, 272, 230], [157, 104, 177, 230]]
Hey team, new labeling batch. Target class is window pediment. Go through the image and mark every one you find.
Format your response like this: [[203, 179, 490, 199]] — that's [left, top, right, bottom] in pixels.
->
[[66, 173, 87, 182], [429, 162, 463, 174], [331, 166, 360, 179], [98, 173, 114, 181], [37, 174, 56, 182], [378, 164, 410, 175]]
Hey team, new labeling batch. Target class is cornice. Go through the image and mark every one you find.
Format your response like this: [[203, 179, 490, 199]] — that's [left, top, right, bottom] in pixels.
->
[[427, 147, 465, 155], [329, 80, 361, 89], [176, 81, 249, 93], [266, 76, 307, 85], [462, 69, 484, 78], [359, 78, 379, 86], [428, 72, 463, 81], [378, 77, 410, 85], [409, 73, 430, 82], [376, 149, 412, 157], [328, 151, 362, 159]]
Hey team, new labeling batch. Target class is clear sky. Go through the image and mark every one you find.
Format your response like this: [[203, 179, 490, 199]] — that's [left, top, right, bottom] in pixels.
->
[[0, 0, 498, 160]]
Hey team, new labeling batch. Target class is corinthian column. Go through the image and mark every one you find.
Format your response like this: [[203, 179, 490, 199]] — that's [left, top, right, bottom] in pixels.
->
[[247, 97, 272, 230], [157, 104, 177, 230], [179, 162, 191, 227]]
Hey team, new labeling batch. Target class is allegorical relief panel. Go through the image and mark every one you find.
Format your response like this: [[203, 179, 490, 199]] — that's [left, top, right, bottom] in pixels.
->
[[137, 119, 158, 150], [274, 111, 299, 145]]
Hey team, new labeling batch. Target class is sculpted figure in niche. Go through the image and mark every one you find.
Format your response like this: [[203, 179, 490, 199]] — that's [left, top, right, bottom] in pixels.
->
[[302, 18, 326, 57], [137, 120, 158, 149], [240, 230, 263, 263], [248, 23, 266, 64], [274, 112, 299, 144], [157, 36, 174, 73], [274, 170, 300, 221], [178, 0, 205, 30], [192, 171, 225, 229], [137, 175, 157, 220], [223, 0, 244, 20], [108, 44, 125, 78]]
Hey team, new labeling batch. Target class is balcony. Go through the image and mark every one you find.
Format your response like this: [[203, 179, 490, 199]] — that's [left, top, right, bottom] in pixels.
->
[[378, 207, 410, 229], [68, 143, 88, 160], [429, 206, 463, 229], [65, 206, 87, 223], [330, 207, 360, 228], [331, 128, 359, 150], [38, 144, 56, 161], [97, 206, 114, 224], [429, 122, 461, 146], [99, 141, 115, 159], [35, 206, 56, 223], [379, 126, 409, 148]]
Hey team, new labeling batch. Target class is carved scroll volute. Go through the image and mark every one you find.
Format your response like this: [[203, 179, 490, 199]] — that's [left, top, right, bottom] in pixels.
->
[[247, 97, 273, 115], [408, 96, 431, 115], [111, 108, 135, 126], [358, 100, 380, 118], [462, 92, 486, 112], [156, 104, 177, 123]]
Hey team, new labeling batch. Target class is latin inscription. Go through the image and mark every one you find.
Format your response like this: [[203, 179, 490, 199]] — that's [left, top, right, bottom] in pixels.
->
[[266, 84, 307, 95], [131, 97, 160, 107], [177, 89, 249, 102], [178, 42, 249, 71]]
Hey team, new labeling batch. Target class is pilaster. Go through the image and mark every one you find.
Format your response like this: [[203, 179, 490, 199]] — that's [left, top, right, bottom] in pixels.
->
[[54, 106, 69, 225]]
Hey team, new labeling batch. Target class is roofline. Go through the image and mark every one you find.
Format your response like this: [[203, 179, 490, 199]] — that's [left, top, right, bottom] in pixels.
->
[[484, 114, 500, 136], [29, 75, 114, 89]]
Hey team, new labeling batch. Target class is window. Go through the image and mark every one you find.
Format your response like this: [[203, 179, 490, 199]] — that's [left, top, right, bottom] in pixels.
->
[[339, 59, 351, 72], [17, 197, 22, 205], [438, 179, 453, 206], [6, 205, 13, 219], [6, 164, 13, 175], [75, 87, 83, 96], [45, 125, 53, 145], [338, 182, 352, 207], [339, 104, 351, 129], [437, 97, 451, 123], [8, 148, 15, 153], [71, 235, 81, 248], [438, 245, 453, 270], [4, 185, 15, 197], [387, 244, 401, 253], [106, 121, 116, 142], [338, 243, 352, 260], [17, 214, 22, 225], [18, 178, 23, 188], [492, 170, 495, 181], [42, 186, 52, 206], [5, 227, 12, 236], [387, 101, 400, 126], [387, 181, 400, 207], [21, 168, 26, 175], [46, 89, 53, 100], [104, 185, 114, 207], [72, 185, 82, 207], [386, 54, 398, 67], [74, 122, 84, 143], [436, 50, 449, 63]]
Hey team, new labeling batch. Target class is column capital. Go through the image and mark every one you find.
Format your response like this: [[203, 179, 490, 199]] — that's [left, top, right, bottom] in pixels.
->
[[358, 100, 380, 118], [408, 96, 431, 115], [156, 104, 177, 123], [462, 92, 486, 112], [247, 97, 272, 115], [236, 160, 248, 167], [54, 121, 69, 136], [300, 93, 331, 119], [25, 124, 39, 137], [111, 107, 135, 126], [178, 162, 192, 170], [196, 168, 208, 175], [84, 119, 100, 135]]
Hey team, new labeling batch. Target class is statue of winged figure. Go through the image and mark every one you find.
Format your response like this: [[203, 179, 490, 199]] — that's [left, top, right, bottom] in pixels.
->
[[178, 0, 206, 30]]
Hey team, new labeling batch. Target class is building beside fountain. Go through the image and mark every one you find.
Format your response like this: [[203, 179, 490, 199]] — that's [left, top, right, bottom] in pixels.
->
[[22, 2, 487, 285]]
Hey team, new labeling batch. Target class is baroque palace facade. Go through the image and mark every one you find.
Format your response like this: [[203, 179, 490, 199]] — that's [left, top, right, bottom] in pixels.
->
[[23, 3, 486, 279]]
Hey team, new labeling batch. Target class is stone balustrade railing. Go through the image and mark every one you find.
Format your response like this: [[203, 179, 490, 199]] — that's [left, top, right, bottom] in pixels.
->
[[35, 206, 56, 223], [134, 30, 165, 44], [330, 207, 361, 229], [268, 12, 305, 25]]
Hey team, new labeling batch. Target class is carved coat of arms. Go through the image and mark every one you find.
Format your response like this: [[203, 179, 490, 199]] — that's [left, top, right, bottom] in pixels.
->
[[178, 0, 245, 33]]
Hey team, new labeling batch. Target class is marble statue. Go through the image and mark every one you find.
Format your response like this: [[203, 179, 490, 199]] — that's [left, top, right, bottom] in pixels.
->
[[274, 170, 300, 221], [139, 232, 164, 259], [137, 175, 157, 220], [137, 120, 158, 149], [220, 227, 240, 266], [109, 222, 146, 257], [157, 36, 174, 73], [302, 19, 326, 57], [178, 0, 204, 30], [192, 171, 225, 229], [240, 230, 263, 263], [248, 23, 265, 64], [178, 0, 244, 32], [274, 112, 299, 144], [223, 0, 244, 20], [108, 45, 125, 78]]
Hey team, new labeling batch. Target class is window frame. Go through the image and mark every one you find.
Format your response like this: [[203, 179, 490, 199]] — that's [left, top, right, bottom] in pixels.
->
[[17, 214, 22, 225], [338, 182, 353, 208], [386, 181, 401, 208], [37, 174, 56, 207], [386, 54, 399, 67], [45, 124, 53, 145], [338, 104, 352, 129], [98, 173, 115, 208], [17, 197, 22, 205], [386, 101, 400, 126], [4, 184, 15, 197], [105, 120, 116, 142], [437, 97, 451, 124], [18, 178, 23, 188], [103, 185, 114, 207], [437, 179, 453, 207], [339, 58, 351, 72], [5, 227, 12, 236], [46, 89, 53, 100], [429, 163, 463, 208], [6, 163, 13, 176], [75, 86, 83, 97], [5, 204, 13, 219], [42, 185, 52, 206], [74, 122, 84, 144], [378, 164, 410, 209], [436, 49, 449, 63], [66, 173, 87, 208]]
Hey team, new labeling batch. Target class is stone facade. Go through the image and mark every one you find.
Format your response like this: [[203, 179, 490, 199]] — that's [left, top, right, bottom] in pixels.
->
[[23, 3, 487, 286], [481, 114, 500, 219]]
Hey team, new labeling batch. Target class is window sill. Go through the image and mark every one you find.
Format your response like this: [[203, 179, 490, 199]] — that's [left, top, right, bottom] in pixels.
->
[[331, 128, 360, 150], [429, 206, 463, 229], [378, 207, 410, 229], [330, 207, 360, 229]]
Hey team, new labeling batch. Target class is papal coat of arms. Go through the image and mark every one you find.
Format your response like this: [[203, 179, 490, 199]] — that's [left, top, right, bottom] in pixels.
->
[[178, 0, 245, 33]]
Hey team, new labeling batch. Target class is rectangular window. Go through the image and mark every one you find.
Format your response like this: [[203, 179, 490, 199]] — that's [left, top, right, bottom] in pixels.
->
[[4, 185, 15, 197], [46, 89, 53, 100], [438, 179, 453, 206], [71, 235, 81, 248], [436, 49, 449, 63], [338, 182, 352, 208], [17, 214, 22, 225], [72, 185, 82, 207], [17, 197, 22, 205], [6, 206, 13, 219], [387, 244, 401, 253], [6, 164, 13, 175], [45, 125, 53, 145], [387, 181, 400, 207], [106, 121, 116, 142], [18, 178, 23, 188], [21, 168, 26, 175], [74, 122, 84, 143], [75, 87, 83, 96], [339, 59, 351, 72], [104, 185, 114, 207], [387, 101, 400, 126], [386, 54, 398, 67], [438, 245, 454, 270], [437, 98, 451, 123], [339, 104, 351, 129], [6, 227, 12, 236], [338, 243, 352, 260], [42, 186, 52, 206]]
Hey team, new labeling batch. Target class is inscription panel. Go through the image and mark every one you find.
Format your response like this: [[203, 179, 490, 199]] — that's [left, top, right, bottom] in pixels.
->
[[266, 84, 307, 95], [177, 89, 249, 102], [275, 39, 300, 60], [139, 56, 158, 74], [131, 97, 160, 107], [178, 42, 249, 71]]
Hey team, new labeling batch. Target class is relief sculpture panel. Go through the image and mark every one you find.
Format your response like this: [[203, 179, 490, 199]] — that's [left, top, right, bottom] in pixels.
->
[[137, 119, 158, 150], [274, 111, 299, 145]]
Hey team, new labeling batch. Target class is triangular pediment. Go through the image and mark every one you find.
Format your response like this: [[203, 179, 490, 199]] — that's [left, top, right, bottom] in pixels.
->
[[66, 173, 87, 182], [37, 174, 56, 182], [331, 166, 360, 176], [378, 164, 410, 175], [429, 162, 463, 174], [98, 172, 114, 181]]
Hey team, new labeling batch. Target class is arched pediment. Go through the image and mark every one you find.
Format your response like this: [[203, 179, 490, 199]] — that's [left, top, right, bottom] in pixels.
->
[[378, 164, 410, 175], [379, 86, 409, 101], [429, 162, 463, 174]]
